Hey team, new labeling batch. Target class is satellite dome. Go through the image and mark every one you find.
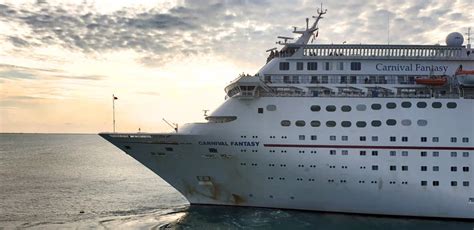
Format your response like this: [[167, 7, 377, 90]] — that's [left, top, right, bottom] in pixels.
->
[[445, 32, 464, 46]]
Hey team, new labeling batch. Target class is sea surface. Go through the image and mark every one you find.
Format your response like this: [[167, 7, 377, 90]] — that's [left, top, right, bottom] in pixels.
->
[[0, 134, 473, 229]]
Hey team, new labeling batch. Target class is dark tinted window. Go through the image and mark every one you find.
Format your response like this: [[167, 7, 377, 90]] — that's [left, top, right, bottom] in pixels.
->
[[371, 120, 382, 127], [307, 62, 318, 70], [341, 121, 352, 127], [356, 121, 367, 128], [279, 62, 289, 70], [447, 102, 457, 109], [417, 102, 427, 108], [401, 101, 412, 108], [295, 120, 306, 127], [310, 120, 321, 127], [281, 120, 291, 126], [371, 104, 382, 110], [310, 105, 321, 112], [296, 62, 304, 70], [386, 119, 397, 126], [326, 121, 337, 127], [341, 105, 352, 112], [350, 62, 361, 70], [386, 102, 397, 109], [432, 102, 442, 108], [326, 105, 337, 112]]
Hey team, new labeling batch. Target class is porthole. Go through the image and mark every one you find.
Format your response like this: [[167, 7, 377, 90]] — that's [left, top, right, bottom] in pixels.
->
[[432, 102, 442, 108], [310, 105, 321, 112], [326, 105, 336, 112], [356, 104, 366, 111], [356, 121, 367, 128], [401, 119, 412, 126], [447, 102, 457, 109], [326, 121, 337, 127], [281, 120, 291, 127], [310, 120, 321, 127], [341, 121, 352, 127], [266, 105, 277, 111], [417, 102, 427, 108], [417, 119, 428, 126], [401, 101, 412, 108], [295, 120, 306, 127], [371, 103, 381, 110], [386, 102, 397, 109], [386, 119, 397, 126], [371, 120, 382, 127], [341, 105, 352, 112]]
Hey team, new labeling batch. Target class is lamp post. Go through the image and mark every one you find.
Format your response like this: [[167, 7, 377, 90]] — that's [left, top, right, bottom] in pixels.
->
[[113, 94, 118, 132]]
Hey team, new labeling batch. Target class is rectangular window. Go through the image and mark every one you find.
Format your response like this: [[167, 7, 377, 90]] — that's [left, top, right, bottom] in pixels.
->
[[390, 165, 397, 171], [330, 150, 336, 155], [350, 62, 362, 71], [342, 136, 348, 141], [360, 136, 366, 141], [299, 135, 305, 140], [433, 181, 439, 186], [330, 135, 336, 141], [433, 151, 439, 157], [279, 62, 290, 70], [421, 166, 427, 171], [390, 136, 396, 142], [402, 166, 408, 171], [258, 108, 263, 114], [360, 150, 366, 156], [342, 150, 348, 155], [421, 181, 427, 186], [307, 62, 318, 70], [371, 136, 378, 142], [421, 151, 427, 157], [463, 181, 470, 187], [324, 62, 332, 71], [402, 151, 408, 156], [372, 151, 378, 156], [433, 166, 439, 171], [296, 62, 304, 70], [462, 137, 469, 143], [451, 152, 457, 157], [432, 137, 439, 142], [337, 62, 344, 70], [390, 151, 396, 156], [372, 165, 378, 170], [402, 136, 408, 142], [421, 137, 427, 142], [451, 166, 457, 172], [311, 135, 317, 140], [451, 137, 457, 143], [451, 181, 457, 186], [463, 152, 469, 157], [463, 167, 469, 172]]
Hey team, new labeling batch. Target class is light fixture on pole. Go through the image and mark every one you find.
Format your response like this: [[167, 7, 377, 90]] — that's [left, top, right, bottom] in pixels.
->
[[113, 94, 118, 132]]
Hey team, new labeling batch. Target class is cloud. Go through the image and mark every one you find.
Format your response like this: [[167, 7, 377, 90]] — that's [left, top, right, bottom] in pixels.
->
[[0, 63, 105, 81]]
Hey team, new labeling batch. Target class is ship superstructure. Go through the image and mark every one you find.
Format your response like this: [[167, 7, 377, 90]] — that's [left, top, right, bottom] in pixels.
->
[[100, 7, 474, 219]]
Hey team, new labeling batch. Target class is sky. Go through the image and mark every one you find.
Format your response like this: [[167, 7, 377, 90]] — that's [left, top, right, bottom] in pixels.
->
[[0, 0, 472, 133]]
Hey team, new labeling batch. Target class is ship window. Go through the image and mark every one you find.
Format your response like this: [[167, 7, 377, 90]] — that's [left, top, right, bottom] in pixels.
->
[[266, 105, 277, 111], [432, 102, 442, 108], [341, 121, 352, 127], [390, 151, 396, 156], [337, 62, 344, 70], [416, 102, 427, 108], [402, 166, 408, 171], [299, 135, 305, 140], [360, 136, 366, 141], [342, 150, 348, 155], [433, 181, 439, 186], [462, 137, 469, 143], [401, 119, 412, 126], [350, 62, 361, 71], [310, 105, 321, 112], [372, 165, 378, 170], [371, 103, 381, 110], [417, 120, 428, 126], [421, 137, 427, 142], [279, 62, 290, 70], [341, 105, 352, 112], [258, 108, 263, 113], [433, 152, 439, 157], [307, 62, 318, 70], [356, 104, 366, 111], [372, 151, 378, 156], [463, 167, 469, 172], [402, 137, 408, 142], [401, 101, 412, 108], [386, 102, 397, 109], [451, 152, 457, 157], [386, 119, 397, 126], [297, 62, 304, 70], [421, 166, 427, 171], [326, 105, 336, 112], [451, 181, 458, 186], [421, 181, 427, 186], [295, 120, 306, 127], [330, 135, 336, 141], [390, 165, 396, 171], [281, 120, 291, 126], [310, 120, 321, 127], [463, 181, 470, 186], [371, 136, 378, 142], [433, 166, 439, 171], [451, 166, 457, 172], [342, 136, 348, 141], [360, 150, 366, 156], [463, 152, 469, 157], [390, 136, 396, 142], [330, 150, 336, 155], [311, 135, 317, 140], [371, 120, 382, 127], [324, 62, 332, 70], [432, 137, 439, 142], [402, 151, 408, 156], [356, 121, 367, 128], [451, 137, 457, 143], [209, 148, 218, 153], [165, 147, 173, 152], [421, 151, 427, 157], [446, 102, 457, 109], [326, 121, 336, 127]]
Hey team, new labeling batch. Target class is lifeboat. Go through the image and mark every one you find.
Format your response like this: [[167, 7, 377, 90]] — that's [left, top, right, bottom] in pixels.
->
[[415, 76, 447, 86], [455, 69, 474, 87]]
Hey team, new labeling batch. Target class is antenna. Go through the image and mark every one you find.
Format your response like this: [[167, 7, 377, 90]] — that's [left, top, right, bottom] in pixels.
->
[[466, 27, 471, 47], [162, 118, 178, 132], [306, 18, 309, 30]]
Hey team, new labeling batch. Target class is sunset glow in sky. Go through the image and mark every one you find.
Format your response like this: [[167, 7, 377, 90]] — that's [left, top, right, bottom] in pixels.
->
[[0, 0, 472, 133]]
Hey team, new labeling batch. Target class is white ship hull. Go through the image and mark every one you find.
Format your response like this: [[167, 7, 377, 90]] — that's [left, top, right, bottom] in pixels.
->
[[100, 97, 474, 219]]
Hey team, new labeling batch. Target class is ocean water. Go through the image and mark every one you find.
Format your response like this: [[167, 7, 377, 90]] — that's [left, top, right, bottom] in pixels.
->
[[0, 134, 472, 229]]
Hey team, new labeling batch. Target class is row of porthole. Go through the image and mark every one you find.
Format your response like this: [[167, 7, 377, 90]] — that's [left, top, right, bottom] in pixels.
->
[[281, 119, 428, 127], [308, 101, 457, 112]]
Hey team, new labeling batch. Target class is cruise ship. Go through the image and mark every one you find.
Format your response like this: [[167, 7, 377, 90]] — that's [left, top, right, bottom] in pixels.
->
[[100, 7, 474, 219]]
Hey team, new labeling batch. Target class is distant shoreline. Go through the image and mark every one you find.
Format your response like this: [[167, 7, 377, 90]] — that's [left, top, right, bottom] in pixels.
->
[[0, 132, 97, 135]]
